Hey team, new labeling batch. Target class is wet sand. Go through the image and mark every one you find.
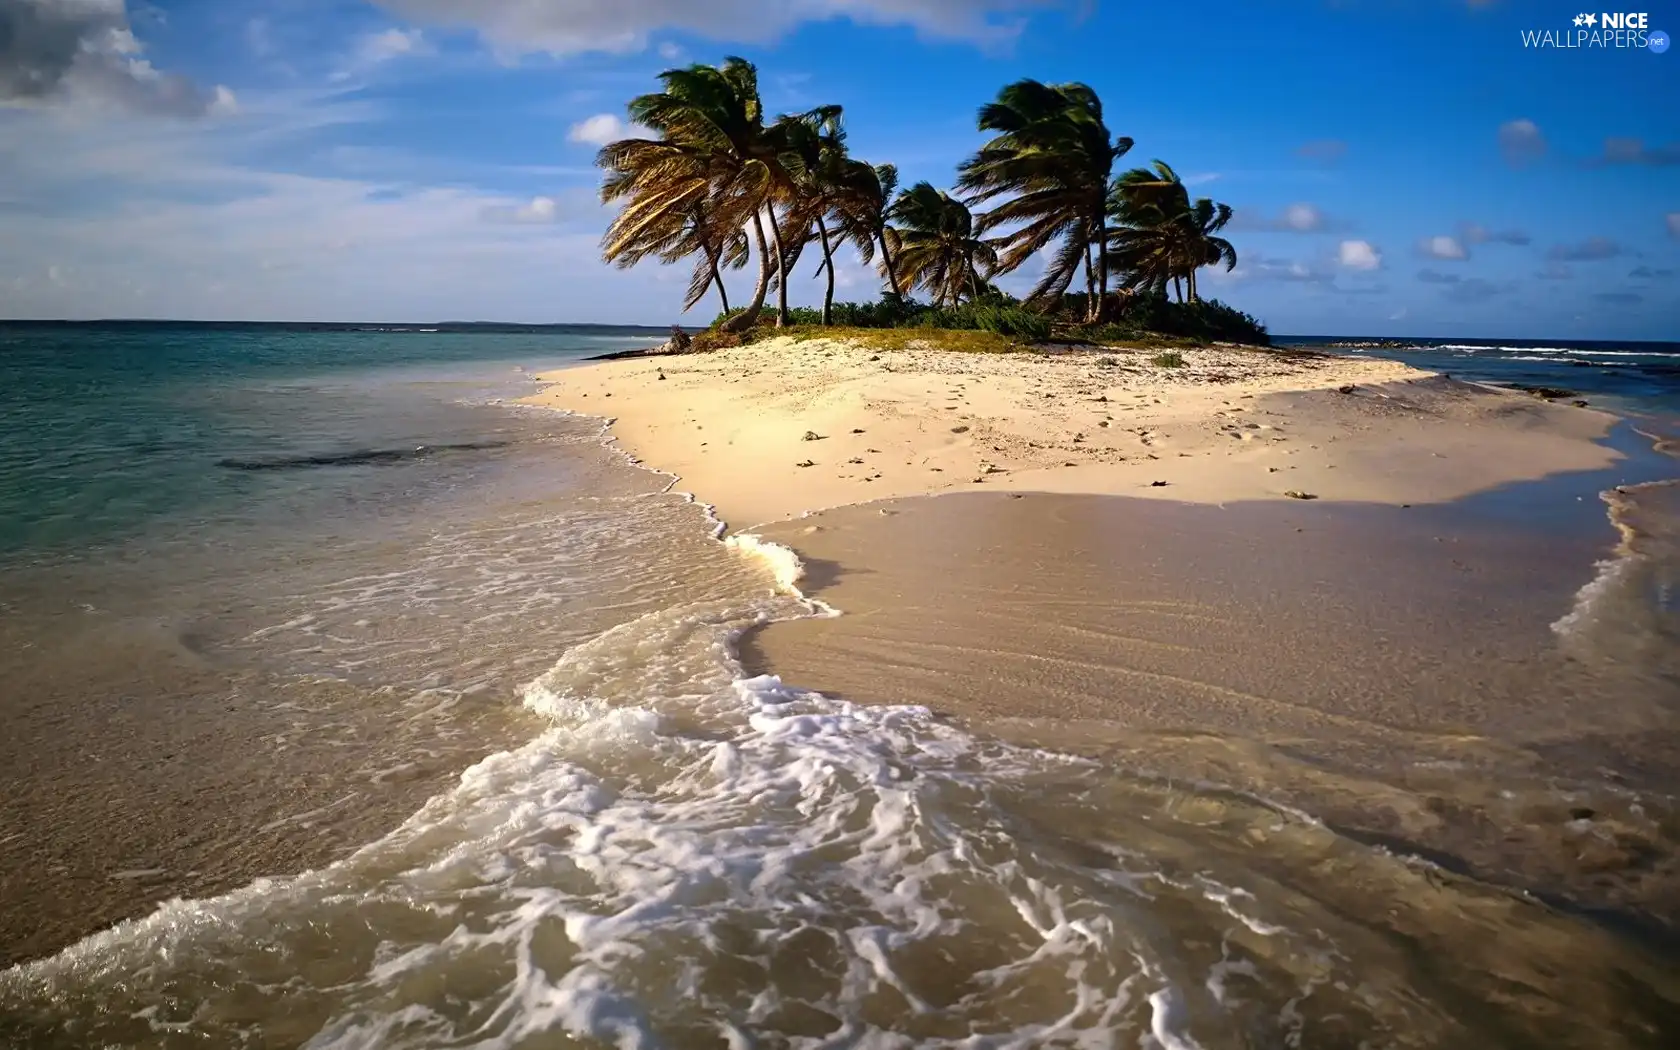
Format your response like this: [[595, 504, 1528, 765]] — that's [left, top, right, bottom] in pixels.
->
[[746, 490, 1680, 940]]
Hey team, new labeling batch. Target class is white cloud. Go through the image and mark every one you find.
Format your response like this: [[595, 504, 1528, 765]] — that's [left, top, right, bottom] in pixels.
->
[[657, 41, 685, 60], [208, 86, 240, 117], [568, 112, 649, 145], [371, 0, 1061, 56], [1419, 235, 1467, 260], [1235, 203, 1338, 234], [0, 0, 232, 117], [1281, 203, 1321, 232], [1338, 240, 1382, 270], [1498, 118, 1545, 165], [358, 27, 432, 65], [480, 194, 587, 224]]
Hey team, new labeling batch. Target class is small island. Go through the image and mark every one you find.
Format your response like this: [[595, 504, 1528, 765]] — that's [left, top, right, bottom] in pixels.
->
[[591, 61, 1266, 353]]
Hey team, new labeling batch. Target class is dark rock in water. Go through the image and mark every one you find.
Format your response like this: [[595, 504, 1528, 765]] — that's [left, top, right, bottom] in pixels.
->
[[1573, 399, 1589, 407], [217, 441, 510, 472], [1506, 383, 1578, 400]]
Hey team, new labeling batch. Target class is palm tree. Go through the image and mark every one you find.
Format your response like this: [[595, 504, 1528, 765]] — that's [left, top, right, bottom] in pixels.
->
[[1107, 161, 1237, 303], [600, 186, 748, 314], [776, 105, 853, 325], [600, 57, 797, 330], [888, 182, 997, 307], [832, 161, 902, 298], [958, 80, 1133, 322]]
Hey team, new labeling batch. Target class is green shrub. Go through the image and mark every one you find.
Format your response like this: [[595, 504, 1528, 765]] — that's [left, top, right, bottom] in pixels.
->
[[1152, 351, 1185, 368], [691, 328, 743, 351], [1119, 296, 1268, 345], [918, 302, 1051, 341]]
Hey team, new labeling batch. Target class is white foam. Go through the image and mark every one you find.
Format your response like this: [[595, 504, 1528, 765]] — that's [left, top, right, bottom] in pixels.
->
[[1551, 553, 1643, 641]]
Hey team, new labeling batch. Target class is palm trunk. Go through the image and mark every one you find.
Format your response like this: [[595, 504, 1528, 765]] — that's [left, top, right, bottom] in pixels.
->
[[1094, 215, 1109, 322], [968, 269, 980, 304], [1173, 275, 1183, 303], [706, 247, 730, 314], [1083, 241, 1097, 323], [1187, 267, 1198, 304], [766, 207, 790, 328], [815, 214, 836, 325], [877, 230, 901, 298], [722, 210, 773, 333]]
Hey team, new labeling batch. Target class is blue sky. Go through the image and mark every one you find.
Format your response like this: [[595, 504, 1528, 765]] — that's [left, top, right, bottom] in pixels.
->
[[0, 0, 1675, 338]]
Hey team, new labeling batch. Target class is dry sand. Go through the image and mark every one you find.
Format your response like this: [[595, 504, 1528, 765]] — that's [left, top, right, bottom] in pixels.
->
[[525, 335, 1619, 530]]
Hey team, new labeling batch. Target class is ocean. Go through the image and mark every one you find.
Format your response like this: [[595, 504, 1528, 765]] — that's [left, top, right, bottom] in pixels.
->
[[1279, 335, 1680, 417], [0, 323, 1677, 1048]]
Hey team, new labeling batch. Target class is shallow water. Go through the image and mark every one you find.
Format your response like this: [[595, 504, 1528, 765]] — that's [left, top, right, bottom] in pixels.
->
[[2, 325, 1679, 1047]]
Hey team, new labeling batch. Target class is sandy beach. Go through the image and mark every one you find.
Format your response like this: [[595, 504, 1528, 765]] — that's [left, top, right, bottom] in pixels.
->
[[526, 335, 1620, 529], [526, 334, 1680, 936]]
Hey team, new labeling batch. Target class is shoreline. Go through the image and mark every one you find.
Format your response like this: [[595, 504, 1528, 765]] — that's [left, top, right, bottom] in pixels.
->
[[524, 331, 1680, 932], [525, 334, 1626, 532]]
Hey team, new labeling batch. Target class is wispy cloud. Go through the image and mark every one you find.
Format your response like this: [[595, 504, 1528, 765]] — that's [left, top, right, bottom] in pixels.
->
[[370, 0, 1066, 57], [1417, 269, 1511, 303], [1595, 138, 1680, 167], [1235, 202, 1343, 233], [1547, 237, 1620, 261], [1629, 265, 1676, 280], [1294, 139, 1347, 165], [1498, 118, 1546, 166], [1461, 223, 1529, 246]]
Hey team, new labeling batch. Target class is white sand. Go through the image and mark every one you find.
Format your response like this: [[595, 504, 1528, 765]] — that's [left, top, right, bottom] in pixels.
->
[[526, 335, 1619, 530]]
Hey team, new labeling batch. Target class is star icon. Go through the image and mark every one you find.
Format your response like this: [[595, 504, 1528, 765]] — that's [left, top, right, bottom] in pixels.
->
[[1574, 13, 1585, 25], [1584, 12, 1598, 26]]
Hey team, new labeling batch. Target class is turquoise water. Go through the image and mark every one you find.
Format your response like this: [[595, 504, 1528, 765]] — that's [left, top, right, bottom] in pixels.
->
[[0, 323, 664, 559]]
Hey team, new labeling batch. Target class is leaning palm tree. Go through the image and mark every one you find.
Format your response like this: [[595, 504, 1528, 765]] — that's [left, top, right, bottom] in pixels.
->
[[889, 182, 997, 307], [832, 161, 902, 298], [1108, 160, 1237, 302], [776, 105, 853, 325], [958, 80, 1133, 322], [600, 57, 795, 330], [599, 135, 750, 315], [1180, 198, 1237, 302]]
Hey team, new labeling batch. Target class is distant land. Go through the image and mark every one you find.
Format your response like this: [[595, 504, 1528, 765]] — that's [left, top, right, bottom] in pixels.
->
[[1, 320, 1672, 349], [0, 320, 673, 334]]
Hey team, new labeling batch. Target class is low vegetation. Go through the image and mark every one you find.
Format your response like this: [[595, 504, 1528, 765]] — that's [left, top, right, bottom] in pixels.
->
[[595, 58, 1269, 349]]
